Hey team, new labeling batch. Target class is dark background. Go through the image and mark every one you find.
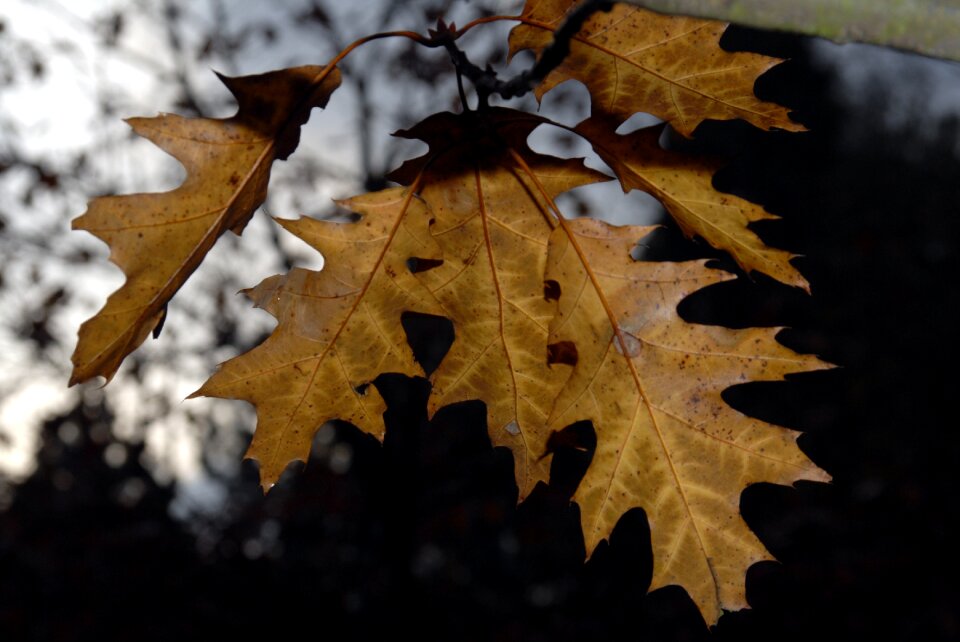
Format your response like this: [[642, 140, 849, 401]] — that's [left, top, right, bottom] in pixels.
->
[[1, 9, 958, 642]]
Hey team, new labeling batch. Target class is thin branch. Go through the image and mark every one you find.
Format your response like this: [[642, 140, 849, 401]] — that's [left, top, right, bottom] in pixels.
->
[[440, 0, 614, 104]]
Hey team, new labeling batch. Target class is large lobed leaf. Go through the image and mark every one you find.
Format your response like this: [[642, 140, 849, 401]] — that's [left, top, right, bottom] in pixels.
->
[[390, 110, 609, 496], [196, 188, 443, 489], [544, 216, 829, 621], [70, 65, 341, 385]]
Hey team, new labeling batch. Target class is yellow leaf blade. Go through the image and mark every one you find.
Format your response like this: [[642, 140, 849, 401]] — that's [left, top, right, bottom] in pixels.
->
[[391, 109, 609, 497], [509, 0, 803, 135], [545, 217, 829, 623], [575, 117, 808, 290], [70, 65, 341, 385], [195, 187, 444, 489]]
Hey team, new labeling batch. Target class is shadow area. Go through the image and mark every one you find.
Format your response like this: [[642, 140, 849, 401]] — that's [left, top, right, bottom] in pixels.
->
[[0, 373, 714, 642]]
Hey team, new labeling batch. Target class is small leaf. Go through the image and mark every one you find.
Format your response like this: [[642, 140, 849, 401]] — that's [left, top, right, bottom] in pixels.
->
[[70, 65, 341, 384], [509, 0, 803, 135], [575, 117, 808, 290]]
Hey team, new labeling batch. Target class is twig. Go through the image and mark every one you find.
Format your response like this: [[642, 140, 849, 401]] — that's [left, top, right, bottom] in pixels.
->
[[439, 0, 614, 105]]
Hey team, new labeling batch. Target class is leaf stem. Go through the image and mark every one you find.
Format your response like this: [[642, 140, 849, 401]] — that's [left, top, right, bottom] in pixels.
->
[[333, 2, 612, 106], [326, 30, 436, 67]]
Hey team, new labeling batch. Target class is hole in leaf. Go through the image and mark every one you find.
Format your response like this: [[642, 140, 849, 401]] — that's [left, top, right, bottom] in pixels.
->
[[546, 420, 596, 499], [615, 112, 662, 135], [354, 382, 370, 396], [401, 311, 454, 376], [544, 279, 561, 301], [546, 420, 596, 454], [152, 305, 168, 339], [547, 341, 578, 366], [406, 257, 443, 273]]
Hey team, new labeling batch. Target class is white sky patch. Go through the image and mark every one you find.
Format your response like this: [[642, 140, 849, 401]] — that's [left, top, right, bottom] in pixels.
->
[[0, 380, 76, 479], [0, 0, 226, 478]]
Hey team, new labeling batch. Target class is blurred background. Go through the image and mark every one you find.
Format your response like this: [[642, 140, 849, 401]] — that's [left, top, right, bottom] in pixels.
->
[[0, 0, 958, 640]]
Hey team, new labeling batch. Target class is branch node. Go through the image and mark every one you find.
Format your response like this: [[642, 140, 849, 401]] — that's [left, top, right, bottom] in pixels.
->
[[442, 0, 614, 103]]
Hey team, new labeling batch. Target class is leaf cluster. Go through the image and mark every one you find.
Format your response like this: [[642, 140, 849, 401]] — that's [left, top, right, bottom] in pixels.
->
[[69, 0, 829, 624]]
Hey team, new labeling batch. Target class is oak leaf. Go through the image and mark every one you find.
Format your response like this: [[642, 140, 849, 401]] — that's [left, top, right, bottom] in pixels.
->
[[199, 107, 606, 497], [192, 106, 828, 622], [508, 0, 803, 135], [390, 109, 608, 496], [574, 117, 808, 289], [70, 65, 341, 385], [544, 216, 829, 622], [195, 188, 443, 489]]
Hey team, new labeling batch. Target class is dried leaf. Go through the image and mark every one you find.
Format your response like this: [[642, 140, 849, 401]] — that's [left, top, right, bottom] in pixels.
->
[[391, 109, 609, 496], [509, 0, 803, 135], [70, 65, 341, 384], [544, 216, 830, 622], [195, 188, 442, 488], [575, 117, 808, 289]]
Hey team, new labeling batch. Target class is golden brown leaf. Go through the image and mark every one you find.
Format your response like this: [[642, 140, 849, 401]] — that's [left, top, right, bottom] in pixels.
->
[[575, 117, 808, 290], [70, 65, 341, 385], [195, 187, 443, 489], [508, 0, 803, 135], [544, 216, 830, 622], [390, 109, 608, 496]]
